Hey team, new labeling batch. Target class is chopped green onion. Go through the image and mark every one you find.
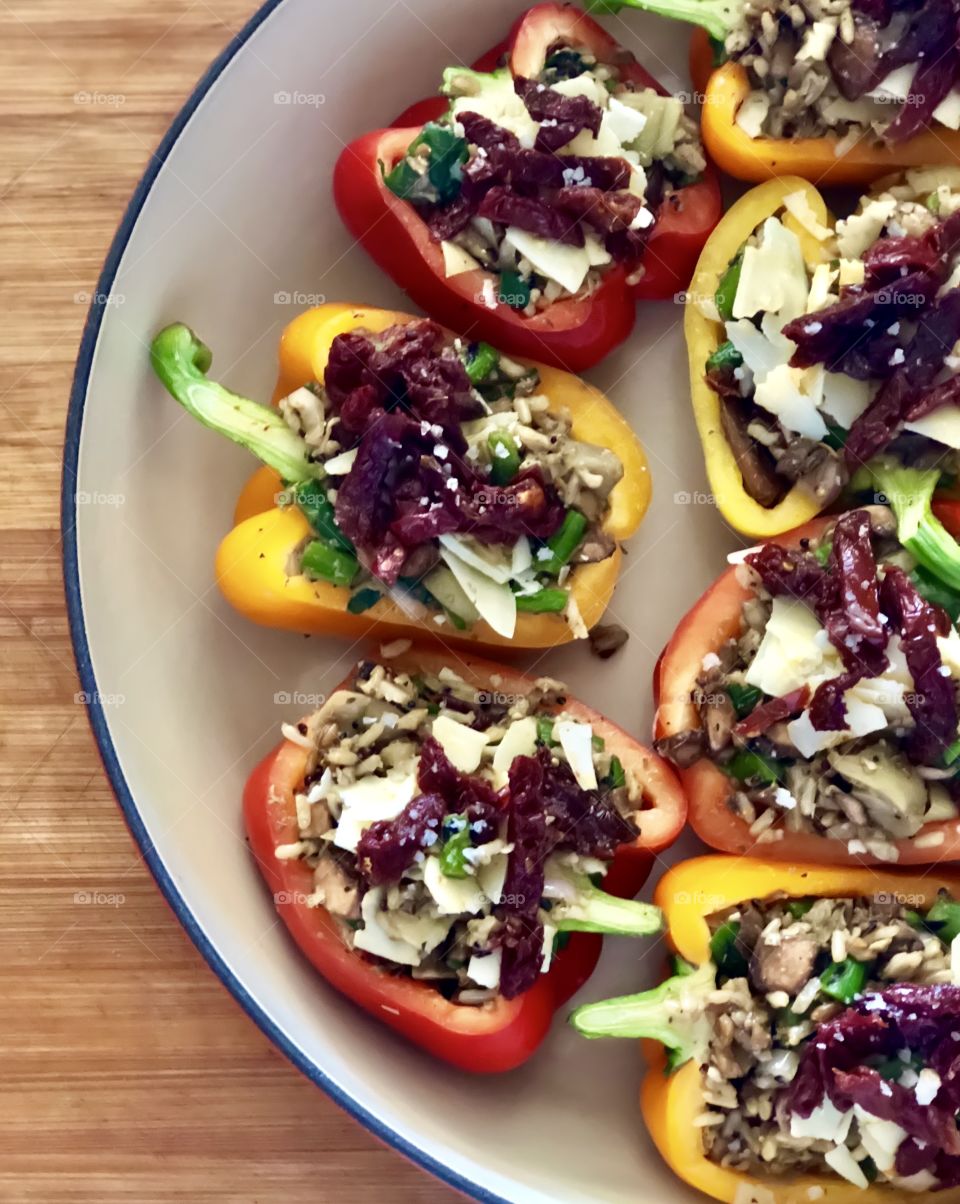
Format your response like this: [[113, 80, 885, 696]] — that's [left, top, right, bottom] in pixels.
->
[[439, 815, 471, 878], [715, 252, 743, 321], [705, 340, 743, 373], [924, 895, 960, 943], [786, 899, 813, 920], [912, 564, 960, 623], [293, 480, 353, 552], [813, 539, 833, 567], [381, 157, 420, 199], [384, 122, 467, 204], [488, 430, 521, 485], [515, 588, 568, 613], [537, 716, 557, 747], [726, 682, 762, 718], [346, 587, 382, 614], [498, 270, 532, 310], [465, 341, 499, 385], [709, 920, 748, 978], [927, 192, 942, 214], [823, 424, 847, 451], [724, 749, 783, 785], [944, 739, 960, 767], [540, 509, 589, 575], [300, 540, 358, 587], [606, 755, 626, 789], [820, 957, 869, 1004]]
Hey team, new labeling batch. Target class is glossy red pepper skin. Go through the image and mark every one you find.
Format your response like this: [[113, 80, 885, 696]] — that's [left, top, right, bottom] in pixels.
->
[[333, 4, 721, 372], [933, 495, 960, 540], [654, 516, 960, 865], [245, 648, 683, 1071]]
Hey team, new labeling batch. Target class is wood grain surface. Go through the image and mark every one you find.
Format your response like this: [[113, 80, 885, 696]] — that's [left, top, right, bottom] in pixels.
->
[[0, 3, 457, 1199]]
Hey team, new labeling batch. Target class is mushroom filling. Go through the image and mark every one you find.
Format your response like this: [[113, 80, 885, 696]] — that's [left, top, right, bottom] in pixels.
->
[[384, 38, 705, 309], [699, 891, 960, 1190], [698, 171, 960, 509], [278, 661, 653, 1003], [278, 320, 624, 639], [658, 508, 960, 858], [724, 0, 960, 145]]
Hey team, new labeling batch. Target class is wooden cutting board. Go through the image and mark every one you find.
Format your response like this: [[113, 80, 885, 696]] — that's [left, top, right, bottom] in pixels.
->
[[0, 2, 456, 1198]]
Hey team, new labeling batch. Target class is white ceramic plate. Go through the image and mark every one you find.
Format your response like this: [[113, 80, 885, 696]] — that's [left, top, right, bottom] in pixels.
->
[[64, 2, 740, 1199]]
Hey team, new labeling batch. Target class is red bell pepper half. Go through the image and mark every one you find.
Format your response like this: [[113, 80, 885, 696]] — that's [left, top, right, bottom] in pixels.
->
[[333, 3, 721, 373], [245, 648, 686, 1072], [654, 515, 960, 866]]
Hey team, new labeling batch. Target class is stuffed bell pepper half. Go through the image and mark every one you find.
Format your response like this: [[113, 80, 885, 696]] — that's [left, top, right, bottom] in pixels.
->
[[655, 503, 960, 864], [683, 171, 960, 538], [590, 0, 960, 183], [334, 3, 722, 371], [150, 304, 650, 649], [246, 650, 686, 1071], [573, 856, 960, 1200]]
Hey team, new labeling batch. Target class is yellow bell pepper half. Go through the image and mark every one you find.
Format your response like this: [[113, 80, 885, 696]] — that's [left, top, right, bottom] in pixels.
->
[[598, 856, 960, 1203], [215, 304, 651, 649], [685, 177, 837, 539]]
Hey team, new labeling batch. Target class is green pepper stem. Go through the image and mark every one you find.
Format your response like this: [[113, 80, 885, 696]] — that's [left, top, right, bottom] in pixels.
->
[[586, 0, 739, 39], [569, 962, 715, 1062], [150, 323, 318, 484], [865, 460, 960, 591], [551, 874, 664, 938]]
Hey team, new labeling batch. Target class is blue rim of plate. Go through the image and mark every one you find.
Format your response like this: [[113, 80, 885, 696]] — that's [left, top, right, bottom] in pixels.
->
[[61, 4, 506, 1200]]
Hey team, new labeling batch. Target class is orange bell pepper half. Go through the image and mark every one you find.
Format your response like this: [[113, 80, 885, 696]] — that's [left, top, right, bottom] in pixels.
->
[[246, 648, 686, 1071], [572, 854, 960, 1202], [688, 29, 960, 185], [156, 302, 651, 649]]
